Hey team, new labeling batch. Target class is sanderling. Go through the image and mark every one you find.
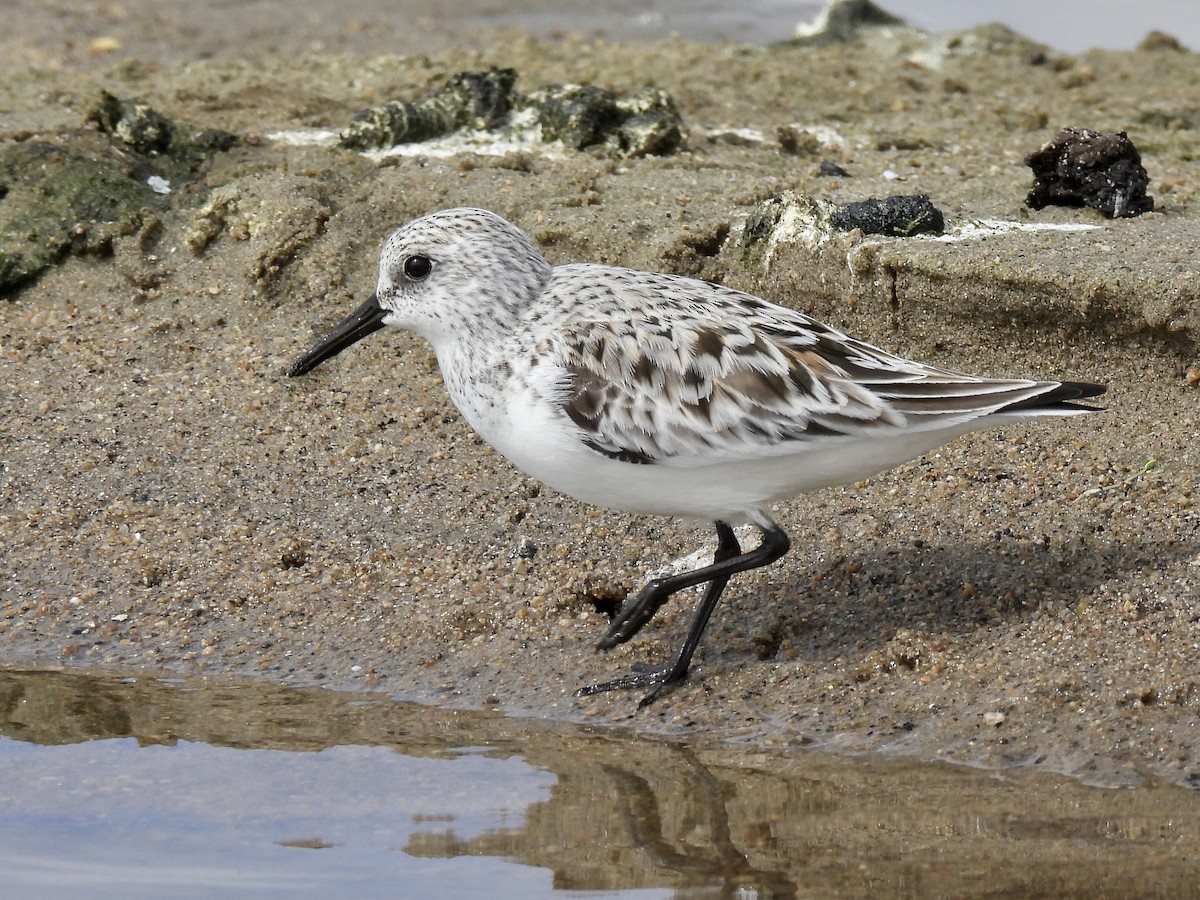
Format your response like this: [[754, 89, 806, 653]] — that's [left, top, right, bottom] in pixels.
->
[[288, 207, 1105, 706]]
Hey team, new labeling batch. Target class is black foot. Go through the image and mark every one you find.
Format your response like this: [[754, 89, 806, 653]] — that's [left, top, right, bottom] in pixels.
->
[[574, 661, 688, 708], [575, 520, 790, 709], [598, 521, 745, 650], [597, 579, 672, 649]]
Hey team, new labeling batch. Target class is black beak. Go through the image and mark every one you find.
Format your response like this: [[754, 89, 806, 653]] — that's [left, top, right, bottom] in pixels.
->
[[288, 294, 388, 377]]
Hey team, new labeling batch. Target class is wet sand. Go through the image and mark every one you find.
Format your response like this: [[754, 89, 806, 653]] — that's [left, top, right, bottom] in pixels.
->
[[1, 2, 1198, 791]]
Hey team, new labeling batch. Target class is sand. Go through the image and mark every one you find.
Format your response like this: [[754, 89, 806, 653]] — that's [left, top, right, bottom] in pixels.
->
[[1, 2, 1197, 789]]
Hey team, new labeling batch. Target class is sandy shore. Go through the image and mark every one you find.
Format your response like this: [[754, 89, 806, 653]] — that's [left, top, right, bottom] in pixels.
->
[[1, 4, 1197, 788]]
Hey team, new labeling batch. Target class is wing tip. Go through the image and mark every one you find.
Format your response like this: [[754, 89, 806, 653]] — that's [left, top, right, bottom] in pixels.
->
[[1003, 380, 1107, 414]]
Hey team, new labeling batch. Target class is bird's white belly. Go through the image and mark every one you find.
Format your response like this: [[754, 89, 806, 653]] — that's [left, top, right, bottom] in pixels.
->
[[467, 377, 989, 523]]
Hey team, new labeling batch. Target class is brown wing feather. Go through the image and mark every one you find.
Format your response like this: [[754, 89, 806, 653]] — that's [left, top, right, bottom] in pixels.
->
[[542, 265, 1098, 464]]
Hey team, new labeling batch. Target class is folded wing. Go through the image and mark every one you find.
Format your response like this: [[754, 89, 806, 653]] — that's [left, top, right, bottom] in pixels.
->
[[545, 267, 1103, 465]]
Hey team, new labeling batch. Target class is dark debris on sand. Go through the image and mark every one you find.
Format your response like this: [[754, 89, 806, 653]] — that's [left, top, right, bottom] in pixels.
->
[[1024, 127, 1154, 218]]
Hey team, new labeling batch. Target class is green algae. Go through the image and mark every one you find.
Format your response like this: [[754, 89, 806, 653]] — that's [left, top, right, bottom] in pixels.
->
[[0, 93, 236, 293], [0, 136, 165, 292]]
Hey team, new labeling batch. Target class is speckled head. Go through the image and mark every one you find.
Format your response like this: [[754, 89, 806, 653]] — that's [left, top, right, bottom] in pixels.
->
[[375, 207, 553, 345], [287, 208, 552, 376]]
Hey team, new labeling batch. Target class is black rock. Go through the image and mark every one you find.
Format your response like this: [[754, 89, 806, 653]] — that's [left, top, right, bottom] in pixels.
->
[[1024, 127, 1153, 218], [829, 195, 945, 236]]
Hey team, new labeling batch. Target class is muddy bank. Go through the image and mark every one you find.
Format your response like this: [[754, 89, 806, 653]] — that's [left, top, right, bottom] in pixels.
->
[[1, 9, 1198, 789]]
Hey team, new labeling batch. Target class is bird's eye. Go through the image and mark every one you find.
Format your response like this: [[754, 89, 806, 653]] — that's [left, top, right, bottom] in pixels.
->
[[403, 255, 433, 281]]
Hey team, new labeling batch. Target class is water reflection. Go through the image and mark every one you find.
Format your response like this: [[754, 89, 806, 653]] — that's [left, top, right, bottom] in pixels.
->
[[1, 667, 1197, 898]]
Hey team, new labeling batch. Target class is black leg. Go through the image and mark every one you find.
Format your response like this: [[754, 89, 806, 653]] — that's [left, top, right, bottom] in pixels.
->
[[597, 521, 742, 650], [576, 520, 791, 706]]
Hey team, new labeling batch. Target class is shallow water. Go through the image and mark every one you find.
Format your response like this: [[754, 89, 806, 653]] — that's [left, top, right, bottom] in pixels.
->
[[2, 668, 1197, 899]]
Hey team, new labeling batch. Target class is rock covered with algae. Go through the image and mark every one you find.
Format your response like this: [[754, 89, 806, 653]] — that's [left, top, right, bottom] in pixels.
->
[[339, 67, 687, 157], [0, 91, 237, 292], [339, 68, 520, 151]]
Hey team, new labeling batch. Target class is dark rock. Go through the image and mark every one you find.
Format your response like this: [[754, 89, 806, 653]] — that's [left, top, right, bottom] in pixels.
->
[[339, 69, 686, 156], [194, 129, 239, 152], [776, 124, 820, 156], [615, 88, 687, 156], [830, 195, 945, 236], [87, 90, 173, 155], [533, 84, 621, 150], [440, 67, 518, 130], [1025, 127, 1153, 218], [340, 67, 519, 150], [340, 99, 456, 150], [791, 0, 907, 46], [618, 113, 685, 157]]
